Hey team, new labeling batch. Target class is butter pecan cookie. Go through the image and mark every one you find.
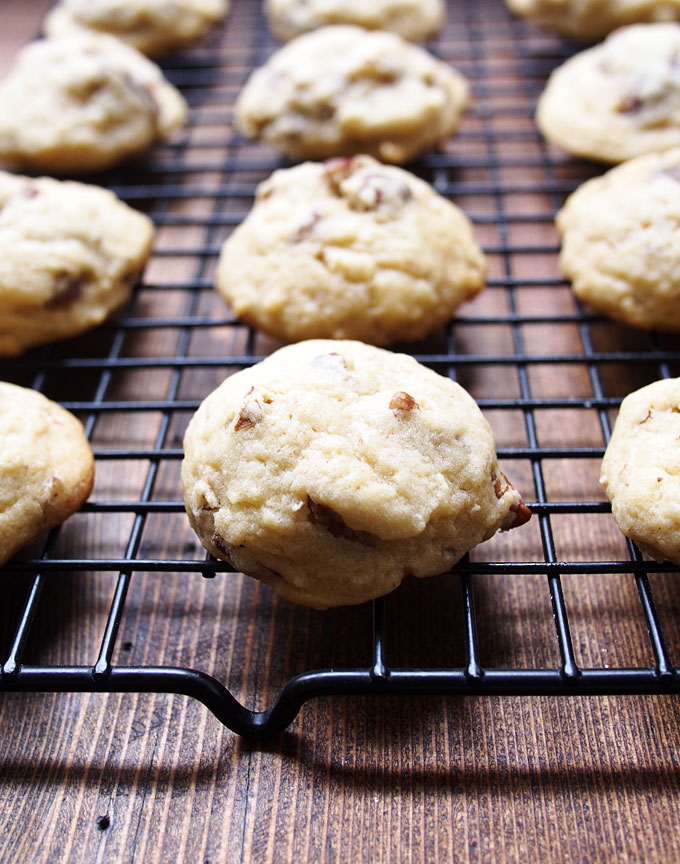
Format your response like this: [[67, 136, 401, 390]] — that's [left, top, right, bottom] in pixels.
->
[[0, 34, 187, 173], [215, 156, 486, 345], [600, 377, 680, 564], [265, 0, 445, 42], [537, 23, 680, 163], [506, 0, 680, 40], [0, 383, 94, 567], [182, 340, 530, 608], [557, 147, 680, 331], [44, 0, 229, 57], [235, 25, 469, 163], [0, 171, 154, 355]]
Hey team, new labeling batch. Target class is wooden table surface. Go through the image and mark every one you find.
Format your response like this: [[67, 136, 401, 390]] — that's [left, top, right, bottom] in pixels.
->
[[1, 1, 680, 862]]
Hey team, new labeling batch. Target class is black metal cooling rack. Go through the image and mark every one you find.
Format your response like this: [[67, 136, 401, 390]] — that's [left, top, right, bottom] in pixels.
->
[[1, 0, 679, 736]]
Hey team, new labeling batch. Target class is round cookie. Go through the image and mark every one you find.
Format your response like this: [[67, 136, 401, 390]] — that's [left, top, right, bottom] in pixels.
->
[[44, 0, 229, 58], [0, 34, 187, 173], [182, 340, 531, 608], [0, 383, 94, 567], [600, 377, 680, 564], [235, 25, 469, 164], [216, 156, 486, 345], [0, 171, 154, 355], [506, 0, 680, 41], [557, 148, 680, 331], [264, 0, 445, 42], [536, 23, 680, 163]]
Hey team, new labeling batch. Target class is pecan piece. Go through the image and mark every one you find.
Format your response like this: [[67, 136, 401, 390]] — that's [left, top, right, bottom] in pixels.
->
[[493, 470, 532, 530], [389, 391, 419, 414], [324, 156, 411, 212], [616, 92, 644, 114], [491, 470, 509, 499], [307, 496, 373, 544], [211, 532, 233, 558], [501, 499, 532, 531], [45, 272, 89, 309], [350, 171, 412, 211], [234, 386, 265, 431], [323, 156, 356, 194], [292, 209, 321, 242]]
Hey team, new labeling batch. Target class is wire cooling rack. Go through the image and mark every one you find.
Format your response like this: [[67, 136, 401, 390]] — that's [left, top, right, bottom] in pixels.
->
[[1, 0, 679, 736]]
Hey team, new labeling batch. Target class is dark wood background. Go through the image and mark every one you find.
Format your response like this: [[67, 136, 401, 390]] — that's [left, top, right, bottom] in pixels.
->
[[1, 1, 680, 861]]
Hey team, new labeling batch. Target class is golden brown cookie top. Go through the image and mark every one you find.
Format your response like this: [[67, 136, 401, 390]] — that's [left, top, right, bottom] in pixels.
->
[[0, 33, 187, 172], [265, 0, 444, 42], [537, 23, 680, 163], [216, 156, 486, 346], [600, 377, 680, 564], [0, 383, 94, 567], [0, 171, 154, 355], [557, 147, 680, 331], [182, 340, 530, 608], [44, 0, 229, 57], [507, 0, 680, 40], [236, 25, 469, 163]]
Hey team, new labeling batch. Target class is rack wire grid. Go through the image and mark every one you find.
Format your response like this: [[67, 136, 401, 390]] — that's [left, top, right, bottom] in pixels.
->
[[1, 0, 679, 737]]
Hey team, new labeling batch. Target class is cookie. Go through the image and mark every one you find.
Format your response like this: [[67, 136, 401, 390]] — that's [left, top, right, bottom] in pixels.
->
[[600, 377, 680, 564], [536, 23, 680, 163], [557, 148, 680, 331], [215, 156, 486, 345], [235, 25, 469, 164], [44, 0, 229, 58], [0, 171, 154, 355], [0, 383, 94, 567], [182, 340, 531, 608], [0, 34, 187, 173], [506, 0, 680, 40], [264, 0, 445, 42]]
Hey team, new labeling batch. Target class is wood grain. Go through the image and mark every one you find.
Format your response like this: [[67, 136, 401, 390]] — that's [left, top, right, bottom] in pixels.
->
[[1, 1, 680, 862]]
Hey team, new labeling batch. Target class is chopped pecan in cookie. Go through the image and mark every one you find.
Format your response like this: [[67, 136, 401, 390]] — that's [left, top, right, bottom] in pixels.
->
[[292, 209, 322, 241], [389, 391, 419, 414], [234, 387, 265, 431], [491, 469, 508, 499], [324, 156, 357, 190], [501, 499, 532, 530], [616, 92, 644, 114], [211, 531, 233, 558], [350, 57, 401, 85], [493, 470, 532, 529], [307, 495, 373, 543], [324, 155, 412, 213], [45, 271, 90, 309]]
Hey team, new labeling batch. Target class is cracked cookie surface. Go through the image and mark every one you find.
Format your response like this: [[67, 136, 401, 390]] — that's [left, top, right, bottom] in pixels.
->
[[44, 0, 229, 57], [506, 0, 680, 40], [182, 339, 530, 608], [265, 0, 444, 42], [0, 33, 187, 173], [215, 156, 486, 345], [537, 23, 680, 163], [557, 147, 680, 331], [0, 171, 154, 355], [235, 25, 469, 163], [600, 377, 680, 564], [0, 383, 94, 567]]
